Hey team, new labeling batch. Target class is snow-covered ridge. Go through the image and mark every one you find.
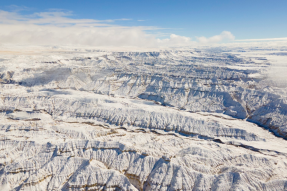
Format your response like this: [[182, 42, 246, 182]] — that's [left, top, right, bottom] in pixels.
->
[[0, 46, 287, 190]]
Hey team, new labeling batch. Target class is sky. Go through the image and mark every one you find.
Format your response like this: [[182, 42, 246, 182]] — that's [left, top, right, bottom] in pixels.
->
[[0, 0, 286, 48]]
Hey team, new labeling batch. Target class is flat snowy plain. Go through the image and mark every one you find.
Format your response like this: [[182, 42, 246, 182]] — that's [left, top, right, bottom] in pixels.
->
[[0, 43, 287, 190]]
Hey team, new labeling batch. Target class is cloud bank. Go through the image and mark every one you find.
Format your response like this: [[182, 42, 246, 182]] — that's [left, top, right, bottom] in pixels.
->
[[0, 10, 235, 48]]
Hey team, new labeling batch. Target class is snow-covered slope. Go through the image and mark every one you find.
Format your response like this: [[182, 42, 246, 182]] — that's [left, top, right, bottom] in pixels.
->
[[0, 45, 287, 190]]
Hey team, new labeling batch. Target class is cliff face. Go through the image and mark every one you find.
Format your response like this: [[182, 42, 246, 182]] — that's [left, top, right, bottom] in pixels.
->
[[0, 46, 287, 190]]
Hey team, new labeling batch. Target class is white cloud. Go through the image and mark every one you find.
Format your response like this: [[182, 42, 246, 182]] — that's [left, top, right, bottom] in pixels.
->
[[235, 37, 287, 42], [0, 10, 235, 48], [157, 34, 194, 46], [268, 65, 287, 87], [196, 31, 235, 44]]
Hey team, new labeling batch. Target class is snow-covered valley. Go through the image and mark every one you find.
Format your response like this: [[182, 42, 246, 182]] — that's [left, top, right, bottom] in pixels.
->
[[0, 45, 287, 190]]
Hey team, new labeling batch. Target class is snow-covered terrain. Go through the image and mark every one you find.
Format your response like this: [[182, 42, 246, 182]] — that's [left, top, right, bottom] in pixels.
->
[[0, 44, 287, 190]]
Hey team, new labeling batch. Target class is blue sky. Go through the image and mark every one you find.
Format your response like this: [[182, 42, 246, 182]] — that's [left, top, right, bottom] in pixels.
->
[[0, 0, 286, 47]]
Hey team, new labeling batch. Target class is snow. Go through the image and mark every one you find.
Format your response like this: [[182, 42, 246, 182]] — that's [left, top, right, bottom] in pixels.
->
[[0, 44, 287, 190]]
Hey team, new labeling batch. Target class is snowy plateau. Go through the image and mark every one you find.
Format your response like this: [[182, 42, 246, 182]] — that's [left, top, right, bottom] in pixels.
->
[[0, 44, 287, 191]]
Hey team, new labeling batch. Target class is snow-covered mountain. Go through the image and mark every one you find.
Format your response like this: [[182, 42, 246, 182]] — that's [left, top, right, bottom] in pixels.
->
[[0, 45, 287, 190]]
